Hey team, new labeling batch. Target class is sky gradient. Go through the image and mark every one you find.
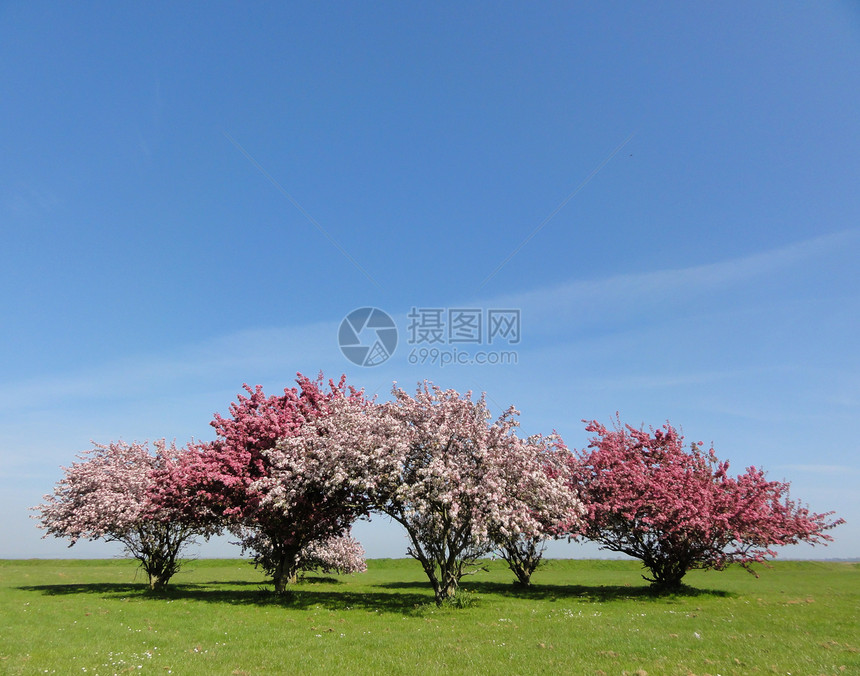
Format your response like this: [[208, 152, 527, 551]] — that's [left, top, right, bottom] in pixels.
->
[[2, 2, 858, 560]]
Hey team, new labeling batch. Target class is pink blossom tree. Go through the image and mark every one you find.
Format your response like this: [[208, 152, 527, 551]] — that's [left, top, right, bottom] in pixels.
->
[[34, 440, 208, 591], [159, 373, 368, 593], [570, 418, 845, 589], [258, 394, 400, 583]]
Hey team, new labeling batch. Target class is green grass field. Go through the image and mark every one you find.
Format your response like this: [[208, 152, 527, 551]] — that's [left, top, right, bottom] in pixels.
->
[[1, 558, 857, 675]]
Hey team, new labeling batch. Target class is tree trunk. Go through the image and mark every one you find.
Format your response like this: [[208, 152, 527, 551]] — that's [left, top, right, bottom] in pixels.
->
[[500, 536, 543, 587], [434, 565, 460, 605], [273, 554, 299, 594], [434, 582, 458, 605], [645, 558, 688, 591], [512, 565, 533, 587], [506, 551, 539, 586], [142, 553, 176, 592]]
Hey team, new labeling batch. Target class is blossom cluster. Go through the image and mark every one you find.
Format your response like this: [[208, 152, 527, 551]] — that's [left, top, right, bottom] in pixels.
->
[[300, 532, 368, 575]]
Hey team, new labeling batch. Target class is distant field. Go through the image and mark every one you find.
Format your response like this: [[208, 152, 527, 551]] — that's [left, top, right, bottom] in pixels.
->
[[1, 558, 857, 675]]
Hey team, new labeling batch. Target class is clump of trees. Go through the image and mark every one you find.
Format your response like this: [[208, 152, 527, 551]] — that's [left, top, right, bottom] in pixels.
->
[[370, 383, 581, 601], [34, 374, 844, 602], [246, 381, 582, 602]]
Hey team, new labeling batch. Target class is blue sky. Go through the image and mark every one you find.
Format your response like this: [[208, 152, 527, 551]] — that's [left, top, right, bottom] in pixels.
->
[[2, 2, 858, 561]]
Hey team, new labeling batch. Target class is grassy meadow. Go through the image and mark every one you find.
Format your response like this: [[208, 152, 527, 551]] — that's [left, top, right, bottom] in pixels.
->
[[0, 558, 857, 675]]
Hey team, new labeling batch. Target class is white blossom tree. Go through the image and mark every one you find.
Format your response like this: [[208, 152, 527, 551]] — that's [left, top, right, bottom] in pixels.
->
[[341, 382, 583, 603], [489, 434, 583, 585]]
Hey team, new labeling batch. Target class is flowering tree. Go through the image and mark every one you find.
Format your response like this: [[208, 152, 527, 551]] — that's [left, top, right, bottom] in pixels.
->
[[570, 419, 845, 589], [354, 382, 582, 604], [256, 394, 400, 585], [160, 373, 367, 593], [34, 440, 206, 591], [490, 435, 583, 586], [299, 532, 367, 576]]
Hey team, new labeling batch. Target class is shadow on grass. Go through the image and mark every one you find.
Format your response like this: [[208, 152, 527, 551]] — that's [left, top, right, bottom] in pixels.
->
[[193, 576, 342, 586], [298, 575, 342, 585], [17, 582, 433, 614], [379, 580, 733, 601], [19, 577, 731, 613]]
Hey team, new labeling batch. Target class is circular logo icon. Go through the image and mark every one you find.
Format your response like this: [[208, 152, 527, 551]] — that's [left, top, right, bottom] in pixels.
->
[[338, 307, 398, 367]]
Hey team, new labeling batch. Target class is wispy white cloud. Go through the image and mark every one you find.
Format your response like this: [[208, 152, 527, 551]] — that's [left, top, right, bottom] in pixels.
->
[[480, 228, 859, 332]]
